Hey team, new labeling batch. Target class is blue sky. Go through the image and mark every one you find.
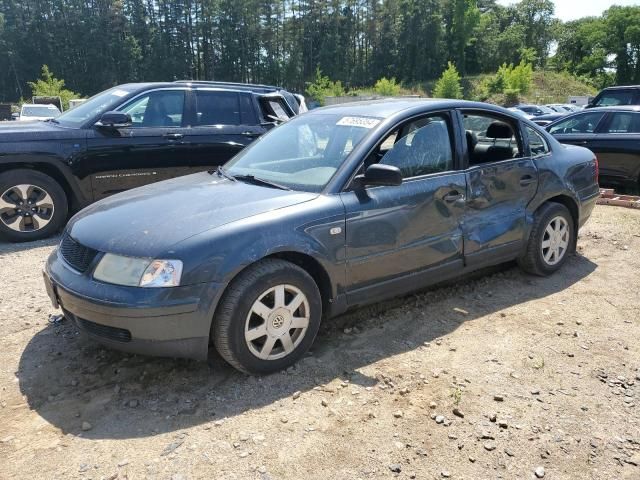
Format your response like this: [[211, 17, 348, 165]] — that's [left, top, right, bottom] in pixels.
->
[[497, 0, 640, 21]]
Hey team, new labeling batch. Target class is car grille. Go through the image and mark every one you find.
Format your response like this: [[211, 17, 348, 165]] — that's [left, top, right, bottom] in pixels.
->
[[59, 232, 99, 273], [77, 317, 132, 343]]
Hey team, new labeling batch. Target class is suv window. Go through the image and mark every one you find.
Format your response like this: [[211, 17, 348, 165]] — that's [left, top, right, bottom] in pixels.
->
[[379, 115, 454, 178], [525, 126, 549, 156], [195, 91, 257, 126], [462, 112, 522, 165], [593, 90, 636, 107], [120, 90, 185, 127], [549, 112, 605, 135], [603, 112, 640, 134]]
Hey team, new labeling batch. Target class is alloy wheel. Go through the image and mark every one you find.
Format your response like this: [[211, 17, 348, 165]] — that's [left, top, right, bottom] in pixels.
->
[[0, 184, 55, 233], [541, 215, 569, 266], [244, 284, 310, 361]]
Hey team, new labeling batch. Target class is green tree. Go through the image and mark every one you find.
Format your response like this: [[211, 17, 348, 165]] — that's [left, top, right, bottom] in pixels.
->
[[306, 67, 345, 105], [373, 77, 401, 96], [433, 61, 463, 99], [27, 65, 82, 110]]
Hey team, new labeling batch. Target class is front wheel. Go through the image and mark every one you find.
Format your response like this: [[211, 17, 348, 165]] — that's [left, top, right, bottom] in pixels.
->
[[0, 169, 68, 242], [519, 202, 574, 276], [213, 259, 322, 374]]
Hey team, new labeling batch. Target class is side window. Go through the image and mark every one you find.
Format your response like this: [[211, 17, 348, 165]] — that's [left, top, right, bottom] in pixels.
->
[[525, 126, 549, 156], [548, 112, 605, 135], [195, 91, 241, 126], [462, 112, 522, 166], [603, 112, 638, 134], [594, 90, 634, 107], [119, 90, 185, 127], [379, 115, 454, 178], [260, 98, 292, 121], [239, 94, 258, 125]]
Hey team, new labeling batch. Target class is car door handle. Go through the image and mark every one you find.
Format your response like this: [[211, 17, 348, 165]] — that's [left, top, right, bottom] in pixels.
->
[[443, 191, 465, 203], [578, 140, 589, 145], [241, 131, 261, 137], [164, 133, 184, 140], [519, 175, 535, 187]]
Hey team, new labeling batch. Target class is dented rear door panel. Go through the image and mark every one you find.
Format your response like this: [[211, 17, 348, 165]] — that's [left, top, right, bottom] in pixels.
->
[[463, 158, 538, 266]]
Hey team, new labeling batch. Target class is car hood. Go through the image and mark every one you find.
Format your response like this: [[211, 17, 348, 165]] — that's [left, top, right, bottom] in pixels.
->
[[0, 120, 78, 141], [66, 172, 318, 257]]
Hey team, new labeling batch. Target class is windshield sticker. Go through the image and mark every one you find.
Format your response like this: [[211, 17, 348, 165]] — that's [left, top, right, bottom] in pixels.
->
[[111, 89, 129, 97], [336, 116, 380, 128]]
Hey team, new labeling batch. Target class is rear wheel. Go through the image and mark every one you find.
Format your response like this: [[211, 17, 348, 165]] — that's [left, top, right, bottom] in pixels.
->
[[213, 259, 322, 375], [518, 202, 574, 276], [0, 169, 68, 242]]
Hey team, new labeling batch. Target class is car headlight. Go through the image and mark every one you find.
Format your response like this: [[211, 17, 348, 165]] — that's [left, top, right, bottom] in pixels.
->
[[93, 254, 183, 288]]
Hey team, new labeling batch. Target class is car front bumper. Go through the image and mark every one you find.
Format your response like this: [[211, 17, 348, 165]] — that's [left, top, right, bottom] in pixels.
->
[[44, 249, 223, 360]]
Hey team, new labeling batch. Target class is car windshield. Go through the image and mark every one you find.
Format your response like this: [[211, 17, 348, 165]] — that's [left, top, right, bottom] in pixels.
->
[[224, 113, 381, 192], [22, 105, 60, 117], [55, 86, 138, 127]]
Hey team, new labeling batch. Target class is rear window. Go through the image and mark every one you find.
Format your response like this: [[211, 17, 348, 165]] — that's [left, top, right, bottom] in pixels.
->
[[603, 112, 640, 134], [195, 91, 257, 126], [593, 90, 636, 107]]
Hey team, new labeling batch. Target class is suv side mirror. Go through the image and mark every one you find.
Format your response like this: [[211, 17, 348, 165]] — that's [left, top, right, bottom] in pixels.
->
[[354, 164, 403, 188], [97, 111, 132, 128]]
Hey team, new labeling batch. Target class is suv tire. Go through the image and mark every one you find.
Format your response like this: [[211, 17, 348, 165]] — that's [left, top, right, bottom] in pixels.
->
[[0, 169, 68, 242]]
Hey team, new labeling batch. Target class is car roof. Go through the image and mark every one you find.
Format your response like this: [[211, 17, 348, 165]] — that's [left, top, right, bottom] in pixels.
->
[[579, 106, 640, 112], [600, 85, 640, 91], [306, 98, 514, 119], [114, 82, 291, 95]]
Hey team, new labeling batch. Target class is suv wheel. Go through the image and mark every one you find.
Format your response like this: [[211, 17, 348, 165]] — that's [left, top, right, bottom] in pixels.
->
[[213, 259, 322, 375], [0, 169, 68, 242], [519, 202, 574, 276]]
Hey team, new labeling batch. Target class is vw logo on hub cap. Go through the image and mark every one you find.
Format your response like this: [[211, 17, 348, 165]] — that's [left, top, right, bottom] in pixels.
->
[[272, 314, 285, 329]]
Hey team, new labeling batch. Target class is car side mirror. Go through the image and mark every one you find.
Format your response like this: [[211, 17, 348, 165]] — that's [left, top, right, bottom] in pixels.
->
[[354, 164, 403, 188], [96, 111, 132, 128]]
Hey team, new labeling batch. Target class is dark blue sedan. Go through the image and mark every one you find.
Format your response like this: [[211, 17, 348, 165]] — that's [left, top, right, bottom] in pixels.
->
[[43, 99, 599, 374]]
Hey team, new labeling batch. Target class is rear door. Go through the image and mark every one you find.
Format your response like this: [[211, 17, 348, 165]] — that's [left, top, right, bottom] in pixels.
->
[[340, 112, 467, 305], [589, 111, 640, 185], [83, 88, 191, 200], [181, 89, 266, 171], [459, 110, 539, 267]]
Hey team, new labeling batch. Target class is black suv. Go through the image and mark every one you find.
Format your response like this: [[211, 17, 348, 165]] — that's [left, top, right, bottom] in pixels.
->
[[586, 85, 640, 109], [0, 81, 300, 242]]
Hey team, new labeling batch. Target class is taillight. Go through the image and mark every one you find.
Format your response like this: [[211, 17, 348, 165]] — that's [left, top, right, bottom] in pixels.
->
[[594, 156, 599, 185]]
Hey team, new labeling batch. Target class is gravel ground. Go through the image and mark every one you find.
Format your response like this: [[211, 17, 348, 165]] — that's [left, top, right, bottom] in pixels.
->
[[0, 204, 639, 480]]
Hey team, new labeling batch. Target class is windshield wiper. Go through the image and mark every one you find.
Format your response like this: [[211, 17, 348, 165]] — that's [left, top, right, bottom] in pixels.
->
[[210, 165, 236, 181], [233, 174, 291, 191]]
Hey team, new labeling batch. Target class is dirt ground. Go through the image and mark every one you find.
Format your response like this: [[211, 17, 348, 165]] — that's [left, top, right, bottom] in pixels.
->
[[0, 205, 639, 480]]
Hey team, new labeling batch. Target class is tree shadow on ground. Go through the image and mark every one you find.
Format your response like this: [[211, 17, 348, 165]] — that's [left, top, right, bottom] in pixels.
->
[[17, 254, 597, 440]]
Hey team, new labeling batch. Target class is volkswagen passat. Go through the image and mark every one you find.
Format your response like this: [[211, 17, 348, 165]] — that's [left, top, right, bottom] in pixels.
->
[[43, 100, 599, 374]]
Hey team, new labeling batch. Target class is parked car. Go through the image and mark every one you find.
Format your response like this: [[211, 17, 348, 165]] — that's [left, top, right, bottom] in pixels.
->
[[19, 104, 61, 121], [546, 106, 640, 189], [0, 81, 298, 242], [532, 112, 568, 127], [545, 104, 573, 113], [585, 85, 640, 109], [43, 99, 599, 374], [512, 104, 555, 117]]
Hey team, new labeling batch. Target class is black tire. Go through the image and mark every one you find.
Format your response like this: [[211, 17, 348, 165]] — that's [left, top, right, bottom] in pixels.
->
[[518, 202, 574, 276], [0, 169, 68, 242], [213, 259, 322, 375]]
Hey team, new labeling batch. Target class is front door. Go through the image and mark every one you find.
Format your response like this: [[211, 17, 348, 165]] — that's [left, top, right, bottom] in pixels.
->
[[459, 111, 539, 267], [341, 113, 466, 305], [82, 88, 191, 200]]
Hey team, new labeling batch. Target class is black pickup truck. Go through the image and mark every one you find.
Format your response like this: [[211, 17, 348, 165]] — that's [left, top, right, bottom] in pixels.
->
[[0, 81, 300, 242]]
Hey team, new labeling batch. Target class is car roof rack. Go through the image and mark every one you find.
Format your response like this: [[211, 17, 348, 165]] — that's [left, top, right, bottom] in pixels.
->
[[173, 80, 283, 92]]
